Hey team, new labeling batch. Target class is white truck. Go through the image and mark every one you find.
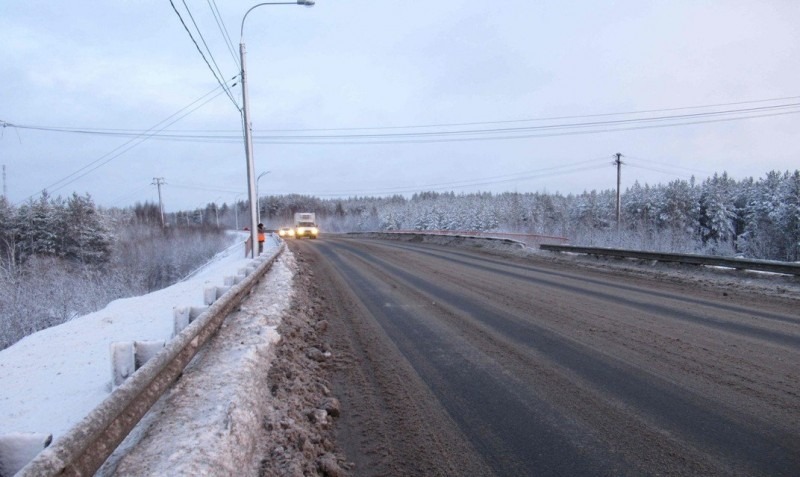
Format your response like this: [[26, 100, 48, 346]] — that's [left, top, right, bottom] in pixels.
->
[[294, 212, 319, 239]]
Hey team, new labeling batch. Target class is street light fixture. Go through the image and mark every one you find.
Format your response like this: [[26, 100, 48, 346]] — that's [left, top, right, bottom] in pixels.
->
[[240, 0, 314, 257], [256, 170, 272, 224]]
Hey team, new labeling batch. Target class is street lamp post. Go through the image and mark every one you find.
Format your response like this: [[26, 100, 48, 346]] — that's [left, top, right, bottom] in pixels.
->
[[233, 193, 245, 230], [214, 196, 222, 228], [256, 170, 271, 224], [240, 0, 314, 257]]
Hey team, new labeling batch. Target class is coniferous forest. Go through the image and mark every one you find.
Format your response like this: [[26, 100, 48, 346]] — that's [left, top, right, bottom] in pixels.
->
[[1, 169, 798, 349], [0, 193, 231, 350]]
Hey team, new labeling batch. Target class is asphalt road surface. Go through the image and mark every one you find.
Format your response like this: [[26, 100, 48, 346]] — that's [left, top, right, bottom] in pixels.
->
[[288, 236, 800, 476]]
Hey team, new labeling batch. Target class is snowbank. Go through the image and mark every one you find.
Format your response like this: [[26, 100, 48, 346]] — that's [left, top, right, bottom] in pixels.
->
[[0, 233, 276, 444]]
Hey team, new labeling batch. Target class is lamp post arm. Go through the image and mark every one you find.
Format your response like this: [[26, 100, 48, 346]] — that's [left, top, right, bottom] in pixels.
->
[[240, 2, 313, 39]]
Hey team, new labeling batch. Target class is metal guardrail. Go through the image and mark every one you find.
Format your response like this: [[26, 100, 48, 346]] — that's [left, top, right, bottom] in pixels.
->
[[383, 230, 569, 246], [539, 244, 800, 276], [16, 244, 285, 477]]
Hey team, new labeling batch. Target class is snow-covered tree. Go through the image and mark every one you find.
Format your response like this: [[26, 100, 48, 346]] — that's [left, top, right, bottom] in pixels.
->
[[61, 193, 113, 265], [0, 196, 17, 267], [698, 173, 737, 254], [14, 192, 60, 259], [741, 171, 785, 259]]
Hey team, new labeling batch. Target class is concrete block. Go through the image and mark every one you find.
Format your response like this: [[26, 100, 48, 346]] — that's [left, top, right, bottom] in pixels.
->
[[173, 306, 190, 336], [134, 341, 165, 370], [110, 341, 135, 388], [215, 286, 231, 300], [0, 433, 52, 477], [189, 306, 208, 321], [203, 287, 217, 305]]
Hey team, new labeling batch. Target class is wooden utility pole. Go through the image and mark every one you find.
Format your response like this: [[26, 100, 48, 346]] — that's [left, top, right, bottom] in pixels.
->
[[614, 153, 623, 231], [152, 178, 166, 227]]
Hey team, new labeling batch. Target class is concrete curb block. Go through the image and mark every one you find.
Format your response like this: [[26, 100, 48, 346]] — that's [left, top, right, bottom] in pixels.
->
[[0, 433, 52, 477]]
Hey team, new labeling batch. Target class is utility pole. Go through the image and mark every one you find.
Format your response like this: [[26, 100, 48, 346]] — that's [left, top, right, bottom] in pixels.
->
[[152, 177, 166, 227], [2, 165, 6, 200], [614, 153, 623, 232]]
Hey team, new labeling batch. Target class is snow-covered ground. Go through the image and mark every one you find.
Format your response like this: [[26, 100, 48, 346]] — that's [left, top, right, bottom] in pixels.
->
[[0, 233, 292, 474]]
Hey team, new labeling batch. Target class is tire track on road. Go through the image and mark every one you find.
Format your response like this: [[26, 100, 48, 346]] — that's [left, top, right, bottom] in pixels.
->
[[371, 239, 800, 347], [299, 237, 800, 476]]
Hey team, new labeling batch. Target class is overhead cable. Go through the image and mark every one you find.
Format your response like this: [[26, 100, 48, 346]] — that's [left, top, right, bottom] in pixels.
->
[[208, 0, 240, 70], [273, 159, 611, 197], [22, 84, 231, 200], [6, 98, 800, 145], [248, 94, 800, 133], [169, 0, 240, 110], [168, 181, 243, 194], [180, 0, 235, 100]]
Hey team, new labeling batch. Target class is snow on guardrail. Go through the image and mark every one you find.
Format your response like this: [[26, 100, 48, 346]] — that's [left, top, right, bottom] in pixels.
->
[[539, 244, 800, 276], [12, 244, 285, 476]]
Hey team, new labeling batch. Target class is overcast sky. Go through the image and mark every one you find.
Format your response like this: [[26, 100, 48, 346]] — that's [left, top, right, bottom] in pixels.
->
[[1, 1, 799, 211]]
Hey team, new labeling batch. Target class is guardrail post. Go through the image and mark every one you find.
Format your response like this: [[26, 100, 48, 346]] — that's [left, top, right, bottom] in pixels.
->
[[111, 341, 167, 388], [204, 286, 233, 305], [0, 433, 52, 477], [134, 341, 165, 370], [110, 341, 135, 388], [190, 306, 208, 321], [175, 306, 209, 335], [173, 307, 191, 336]]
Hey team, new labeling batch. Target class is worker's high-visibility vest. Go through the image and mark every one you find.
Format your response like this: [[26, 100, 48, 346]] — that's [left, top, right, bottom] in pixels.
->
[[257, 231, 265, 242]]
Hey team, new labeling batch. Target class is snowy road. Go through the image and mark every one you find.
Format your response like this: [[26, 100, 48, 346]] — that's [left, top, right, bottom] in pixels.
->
[[290, 236, 800, 476]]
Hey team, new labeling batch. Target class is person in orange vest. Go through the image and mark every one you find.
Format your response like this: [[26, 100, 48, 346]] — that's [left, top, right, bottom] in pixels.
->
[[257, 223, 266, 254]]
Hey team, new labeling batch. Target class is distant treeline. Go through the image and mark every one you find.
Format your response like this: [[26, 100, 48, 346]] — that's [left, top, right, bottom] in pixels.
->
[[253, 170, 799, 262], [0, 194, 232, 350]]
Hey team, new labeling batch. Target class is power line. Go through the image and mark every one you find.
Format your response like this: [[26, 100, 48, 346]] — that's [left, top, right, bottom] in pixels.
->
[[242, 102, 800, 141], [141, 106, 800, 145], [108, 183, 155, 207], [168, 181, 243, 194], [21, 84, 231, 200], [271, 159, 611, 197], [345, 158, 609, 194], [257, 109, 800, 146], [6, 100, 799, 146], [180, 0, 236, 103], [624, 154, 712, 175], [208, 0, 240, 70], [626, 163, 698, 180], [169, 0, 240, 110], [243, 94, 800, 133]]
